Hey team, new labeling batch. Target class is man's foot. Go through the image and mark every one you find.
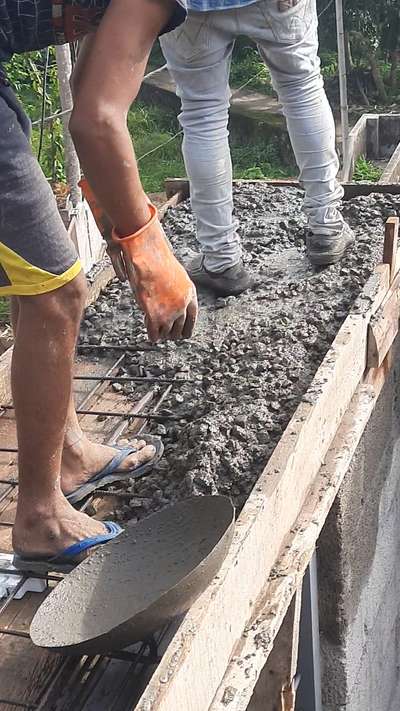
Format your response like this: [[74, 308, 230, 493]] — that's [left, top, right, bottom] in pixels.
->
[[13, 496, 108, 560], [61, 435, 156, 496], [307, 223, 355, 266], [187, 255, 254, 297]]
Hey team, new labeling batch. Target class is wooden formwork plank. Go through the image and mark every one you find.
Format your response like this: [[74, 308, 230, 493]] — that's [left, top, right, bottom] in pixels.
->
[[136, 320, 374, 710], [208, 352, 391, 711], [367, 223, 400, 368], [135, 264, 389, 711], [383, 216, 399, 283], [367, 287, 400, 368], [158, 190, 184, 219], [367, 274, 400, 369], [380, 141, 400, 184], [246, 591, 302, 711], [85, 263, 115, 308], [164, 178, 400, 201]]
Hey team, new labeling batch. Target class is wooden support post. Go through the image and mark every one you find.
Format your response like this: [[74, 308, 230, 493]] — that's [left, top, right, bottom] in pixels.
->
[[248, 591, 302, 711], [281, 684, 296, 711], [383, 216, 399, 283], [335, 0, 350, 179], [55, 45, 81, 208], [367, 224, 400, 368]]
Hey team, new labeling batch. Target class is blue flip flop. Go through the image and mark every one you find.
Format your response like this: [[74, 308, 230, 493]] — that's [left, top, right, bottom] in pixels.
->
[[12, 521, 123, 575], [66, 434, 164, 506]]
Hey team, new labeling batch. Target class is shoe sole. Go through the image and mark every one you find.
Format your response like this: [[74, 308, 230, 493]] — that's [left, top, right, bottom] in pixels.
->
[[12, 557, 76, 575]]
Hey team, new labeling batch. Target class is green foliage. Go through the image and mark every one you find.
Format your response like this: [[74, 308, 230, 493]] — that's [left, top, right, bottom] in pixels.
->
[[317, 0, 400, 103], [0, 298, 10, 324], [230, 44, 274, 95], [353, 155, 383, 182], [231, 136, 292, 179], [6, 48, 293, 194], [6, 49, 65, 181], [128, 101, 294, 190], [127, 102, 185, 193], [320, 51, 339, 79]]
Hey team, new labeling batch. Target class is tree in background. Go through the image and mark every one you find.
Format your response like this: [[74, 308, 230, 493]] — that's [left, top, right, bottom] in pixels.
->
[[317, 0, 400, 104]]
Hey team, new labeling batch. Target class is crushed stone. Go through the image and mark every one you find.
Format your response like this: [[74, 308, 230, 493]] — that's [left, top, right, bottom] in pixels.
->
[[78, 184, 400, 517]]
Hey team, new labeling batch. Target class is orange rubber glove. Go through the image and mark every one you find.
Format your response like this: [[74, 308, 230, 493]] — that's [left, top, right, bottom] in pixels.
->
[[112, 203, 198, 342], [79, 177, 127, 282]]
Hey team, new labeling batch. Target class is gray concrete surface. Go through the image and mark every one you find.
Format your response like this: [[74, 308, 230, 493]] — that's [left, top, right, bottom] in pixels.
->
[[318, 339, 400, 711], [80, 186, 399, 517]]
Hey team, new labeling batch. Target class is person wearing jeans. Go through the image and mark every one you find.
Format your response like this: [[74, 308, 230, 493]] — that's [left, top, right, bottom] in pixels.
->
[[161, 0, 354, 296]]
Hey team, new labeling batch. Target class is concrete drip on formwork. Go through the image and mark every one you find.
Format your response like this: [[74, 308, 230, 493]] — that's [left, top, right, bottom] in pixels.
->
[[79, 184, 400, 521]]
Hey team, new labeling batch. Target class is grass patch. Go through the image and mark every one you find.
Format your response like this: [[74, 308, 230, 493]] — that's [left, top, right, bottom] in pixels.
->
[[0, 298, 10, 325], [353, 155, 384, 183], [229, 44, 274, 95], [129, 101, 294, 191]]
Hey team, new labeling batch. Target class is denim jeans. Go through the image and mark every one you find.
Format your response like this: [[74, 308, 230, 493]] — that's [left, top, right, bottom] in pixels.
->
[[161, 0, 344, 272]]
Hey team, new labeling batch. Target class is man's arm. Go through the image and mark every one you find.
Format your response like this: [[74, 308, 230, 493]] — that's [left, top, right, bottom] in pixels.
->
[[69, 0, 173, 235], [69, 0, 198, 342]]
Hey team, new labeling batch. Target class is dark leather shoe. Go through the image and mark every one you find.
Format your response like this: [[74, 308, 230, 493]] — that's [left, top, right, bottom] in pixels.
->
[[187, 255, 254, 296], [307, 223, 355, 266]]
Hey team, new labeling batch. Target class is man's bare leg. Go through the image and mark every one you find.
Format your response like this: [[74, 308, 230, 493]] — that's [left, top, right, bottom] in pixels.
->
[[12, 274, 106, 558], [11, 298, 156, 499]]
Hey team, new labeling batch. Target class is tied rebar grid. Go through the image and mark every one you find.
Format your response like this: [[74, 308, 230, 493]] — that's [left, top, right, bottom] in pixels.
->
[[0, 346, 184, 710]]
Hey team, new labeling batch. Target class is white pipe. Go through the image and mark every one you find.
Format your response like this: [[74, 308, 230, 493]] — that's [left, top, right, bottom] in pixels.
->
[[335, 0, 351, 180]]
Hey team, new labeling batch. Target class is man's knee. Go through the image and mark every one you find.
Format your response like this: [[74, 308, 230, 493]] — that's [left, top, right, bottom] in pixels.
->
[[20, 271, 87, 327], [56, 271, 88, 318]]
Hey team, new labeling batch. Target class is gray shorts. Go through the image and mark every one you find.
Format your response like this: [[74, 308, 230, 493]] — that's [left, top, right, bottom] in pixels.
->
[[0, 69, 81, 296]]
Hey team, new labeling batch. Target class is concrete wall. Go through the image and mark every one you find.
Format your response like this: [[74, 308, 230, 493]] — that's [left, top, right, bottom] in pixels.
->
[[318, 341, 400, 711]]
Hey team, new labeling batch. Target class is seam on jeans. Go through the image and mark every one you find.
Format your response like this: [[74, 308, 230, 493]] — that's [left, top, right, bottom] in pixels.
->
[[258, 0, 313, 43], [163, 14, 213, 61]]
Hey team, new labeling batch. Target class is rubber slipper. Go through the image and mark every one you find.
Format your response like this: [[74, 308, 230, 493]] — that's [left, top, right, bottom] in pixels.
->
[[66, 434, 164, 506], [12, 521, 123, 574]]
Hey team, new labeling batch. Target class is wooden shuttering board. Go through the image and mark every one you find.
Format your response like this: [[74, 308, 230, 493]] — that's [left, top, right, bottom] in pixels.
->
[[368, 218, 400, 368], [164, 178, 400, 201], [383, 216, 399, 283], [209, 354, 391, 710], [246, 591, 302, 711], [135, 263, 392, 711]]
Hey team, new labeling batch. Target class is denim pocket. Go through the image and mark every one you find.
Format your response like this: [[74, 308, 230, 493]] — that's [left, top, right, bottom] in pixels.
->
[[161, 12, 213, 62], [259, 0, 315, 43]]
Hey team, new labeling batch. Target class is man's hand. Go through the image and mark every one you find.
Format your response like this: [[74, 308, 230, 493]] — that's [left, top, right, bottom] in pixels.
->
[[79, 177, 128, 282], [113, 204, 198, 342]]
